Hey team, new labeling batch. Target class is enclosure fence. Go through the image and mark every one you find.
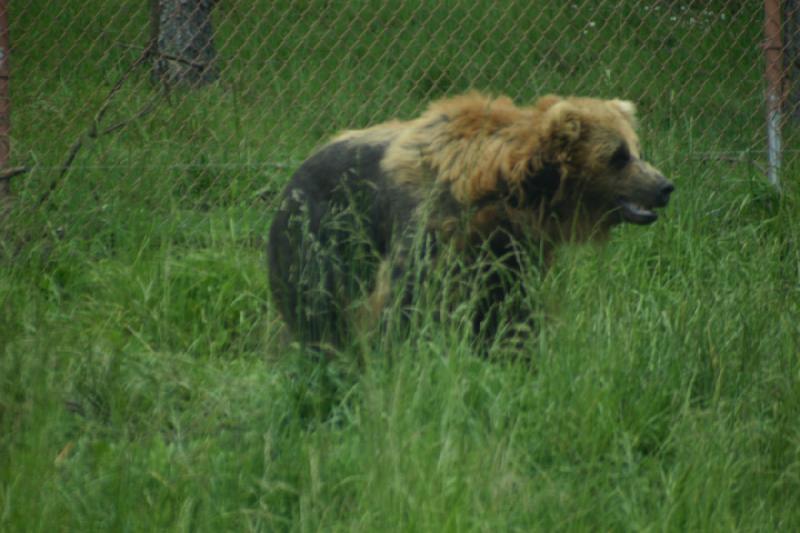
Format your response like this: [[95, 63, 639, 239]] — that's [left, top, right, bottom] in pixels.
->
[[2, 1, 797, 243]]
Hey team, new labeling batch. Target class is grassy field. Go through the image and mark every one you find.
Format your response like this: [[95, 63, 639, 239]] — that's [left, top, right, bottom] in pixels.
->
[[3, 1, 800, 531]]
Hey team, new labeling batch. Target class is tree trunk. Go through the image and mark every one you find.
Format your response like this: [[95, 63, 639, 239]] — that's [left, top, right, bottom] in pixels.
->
[[784, 0, 800, 120], [151, 0, 218, 87]]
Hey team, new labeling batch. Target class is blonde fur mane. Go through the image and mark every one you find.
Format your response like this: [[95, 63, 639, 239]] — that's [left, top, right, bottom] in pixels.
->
[[380, 92, 638, 206], [334, 92, 642, 248]]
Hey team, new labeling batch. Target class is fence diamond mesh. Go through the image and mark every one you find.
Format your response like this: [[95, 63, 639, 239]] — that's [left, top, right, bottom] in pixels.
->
[[4, 1, 790, 243]]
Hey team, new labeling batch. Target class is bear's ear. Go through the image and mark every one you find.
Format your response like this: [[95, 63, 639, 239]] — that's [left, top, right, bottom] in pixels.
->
[[534, 94, 562, 112], [610, 99, 637, 123], [543, 100, 582, 147]]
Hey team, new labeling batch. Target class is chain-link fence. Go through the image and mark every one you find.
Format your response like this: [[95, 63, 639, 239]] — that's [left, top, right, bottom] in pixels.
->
[[3, 1, 792, 245]]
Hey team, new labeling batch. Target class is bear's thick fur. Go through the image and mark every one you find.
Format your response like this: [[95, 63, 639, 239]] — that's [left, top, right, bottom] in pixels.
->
[[268, 92, 673, 348]]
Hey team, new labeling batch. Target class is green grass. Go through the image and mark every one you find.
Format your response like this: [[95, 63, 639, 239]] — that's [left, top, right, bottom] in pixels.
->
[[3, 0, 800, 531]]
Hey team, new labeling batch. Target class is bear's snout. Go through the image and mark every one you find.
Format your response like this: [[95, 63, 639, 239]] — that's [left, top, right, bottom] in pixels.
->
[[655, 177, 674, 207]]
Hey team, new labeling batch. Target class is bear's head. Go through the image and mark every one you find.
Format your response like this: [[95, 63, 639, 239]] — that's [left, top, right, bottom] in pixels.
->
[[538, 96, 674, 226]]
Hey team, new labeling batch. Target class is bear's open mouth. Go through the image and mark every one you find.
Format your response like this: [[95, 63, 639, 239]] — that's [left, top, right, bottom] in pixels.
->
[[617, 198, 658, 225]]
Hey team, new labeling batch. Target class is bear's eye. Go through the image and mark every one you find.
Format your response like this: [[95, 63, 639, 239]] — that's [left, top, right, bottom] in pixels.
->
[[610, 144, 631, 169]]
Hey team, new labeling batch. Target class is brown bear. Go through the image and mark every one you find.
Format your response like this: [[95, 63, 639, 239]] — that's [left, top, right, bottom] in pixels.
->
[[268, 92, 673, 349]]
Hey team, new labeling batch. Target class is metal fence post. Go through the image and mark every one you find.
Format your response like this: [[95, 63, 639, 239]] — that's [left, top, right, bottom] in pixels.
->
[[764, 0, 783, 191], [0, 0, 10, 200]]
